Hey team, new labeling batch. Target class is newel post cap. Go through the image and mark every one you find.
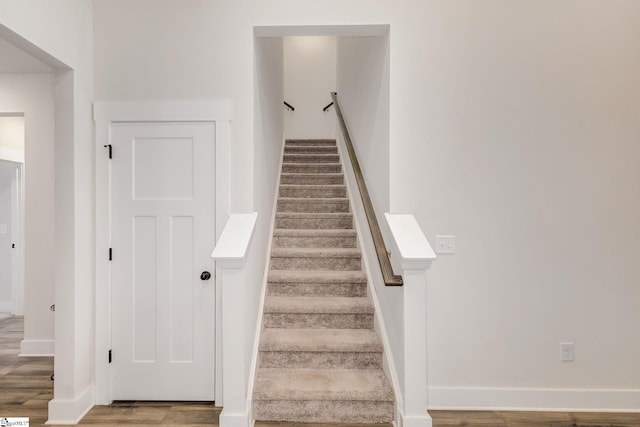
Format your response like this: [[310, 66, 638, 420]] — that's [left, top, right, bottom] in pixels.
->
[[385, 213, 436, 271], [211, 213, 258, 269]]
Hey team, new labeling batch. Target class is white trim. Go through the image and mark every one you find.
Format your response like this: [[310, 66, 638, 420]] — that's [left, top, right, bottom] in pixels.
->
[[0, 147, 24, 163], [385, 214, 436, 269], [246, 135, 286, 422], [428, 386, 640, 412], [11, 163, 24, 315], [20, 339, 54, 357], [46, 385, 94, 425], [212, 214, 258, 426], [94, 100, 233, 405], [219, 410, 251, 427], [211, 213, 258, 268], [254, 24, 389, 38], [93, 100, 232, 122], [335, 133, 406, 425]]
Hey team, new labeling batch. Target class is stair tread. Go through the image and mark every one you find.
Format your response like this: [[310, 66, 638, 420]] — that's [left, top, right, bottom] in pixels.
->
[[280, 184, 346, 188], [284, 155, 338, 163], [278, 197, 348, 202], [271, 247, 361, 258], [281, 173, 343, 176], [276, 212, 352, 218], [254, 368, 394, 401], [268, 270, 367, 283], [273, 229, 356, 237], [286, 139, 336, 143], [260, 328, 382, 352], [264, 296, 374, 314], [282, 162, 341, 166]]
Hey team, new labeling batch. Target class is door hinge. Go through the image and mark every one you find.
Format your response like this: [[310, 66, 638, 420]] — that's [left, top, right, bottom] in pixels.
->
[[108, 350, 112, 364], [104, 144, 112, 159], [109, 248, 112, 261]]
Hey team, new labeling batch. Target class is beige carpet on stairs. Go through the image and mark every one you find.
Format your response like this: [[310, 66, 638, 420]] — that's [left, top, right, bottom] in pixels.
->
[[253, 139, 395, 424]]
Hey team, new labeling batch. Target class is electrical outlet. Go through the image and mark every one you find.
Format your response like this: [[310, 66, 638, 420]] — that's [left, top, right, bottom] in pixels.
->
[[435, 235, 456, 254], [560, 342, 574, 362]]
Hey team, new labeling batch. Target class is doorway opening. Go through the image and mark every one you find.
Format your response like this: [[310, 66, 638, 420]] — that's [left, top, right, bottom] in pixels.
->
[[0, 114, 25, 318]]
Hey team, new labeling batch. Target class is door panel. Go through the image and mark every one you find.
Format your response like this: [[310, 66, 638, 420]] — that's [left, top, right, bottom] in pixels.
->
[[110, 122, 215, 400]]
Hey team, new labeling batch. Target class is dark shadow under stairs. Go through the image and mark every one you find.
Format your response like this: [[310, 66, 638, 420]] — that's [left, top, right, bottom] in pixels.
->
[[253, 139, 395, 424]]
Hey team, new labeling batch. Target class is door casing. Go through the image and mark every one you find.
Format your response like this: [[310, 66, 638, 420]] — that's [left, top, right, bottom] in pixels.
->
[[94, 100, 232, 404]]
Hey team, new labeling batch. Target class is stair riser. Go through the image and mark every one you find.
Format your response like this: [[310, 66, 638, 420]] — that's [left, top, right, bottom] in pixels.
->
[[272, 235, 357, 248], [282, 164, 341, 173], [254, 400, 394, 424], [259, 351, 382, 369], [264, 313, 373, 329], [280, 187, 346, 198], [284, 146, 338, 154], [283, 154, 340, 163], [267, 282, 366, 297], [280, 175, 343, 185], [270, 257, 361, 271], [286, 140, 336, 146], [277, 200, 349, 213], [275, 217, 353, 230]]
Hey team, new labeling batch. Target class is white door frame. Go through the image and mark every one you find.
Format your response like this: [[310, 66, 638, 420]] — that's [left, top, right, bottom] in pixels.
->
[[0, 113, 25, 316], [11, 161, 24, 315], [94, 100, 232, 404]]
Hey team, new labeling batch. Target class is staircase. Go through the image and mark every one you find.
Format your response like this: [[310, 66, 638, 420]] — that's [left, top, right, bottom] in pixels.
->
[[253, 139, 395, 424]]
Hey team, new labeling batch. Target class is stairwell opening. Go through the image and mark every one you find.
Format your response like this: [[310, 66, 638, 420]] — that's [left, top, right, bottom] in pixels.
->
[[253, 26, 397, 425]]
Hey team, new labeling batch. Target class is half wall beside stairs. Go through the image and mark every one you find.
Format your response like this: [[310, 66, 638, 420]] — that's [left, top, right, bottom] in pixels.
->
[[211, 140, 436, 427]]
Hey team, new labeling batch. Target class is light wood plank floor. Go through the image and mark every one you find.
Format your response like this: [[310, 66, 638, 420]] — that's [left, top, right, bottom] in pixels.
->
[[1, 316, 639, 426]]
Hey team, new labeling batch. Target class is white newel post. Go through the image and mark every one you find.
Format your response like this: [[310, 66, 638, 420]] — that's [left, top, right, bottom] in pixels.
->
[[385, 214, 436, 427], [211, 213, 258, 427]]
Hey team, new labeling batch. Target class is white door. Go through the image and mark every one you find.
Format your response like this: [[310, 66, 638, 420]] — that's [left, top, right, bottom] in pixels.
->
[[110, 122, 215, 400]]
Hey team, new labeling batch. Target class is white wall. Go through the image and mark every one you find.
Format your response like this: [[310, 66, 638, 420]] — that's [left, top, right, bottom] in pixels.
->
[[334, 33, 404, 386], [0, 74, 55, 342], [0, 1, 95, 422], [251, 34, 285, 385], [389, 1, 640, 409], [88, 0, 640, 413], [0, 115, 25, 163], [284, 37, 336, 139], [0, 160, 15, 311]]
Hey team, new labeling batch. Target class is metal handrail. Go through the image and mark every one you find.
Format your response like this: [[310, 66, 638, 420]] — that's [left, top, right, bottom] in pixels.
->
[[323, 101, 334, 112], [331, 92, 403, 286], [284, 101, 295, 111]]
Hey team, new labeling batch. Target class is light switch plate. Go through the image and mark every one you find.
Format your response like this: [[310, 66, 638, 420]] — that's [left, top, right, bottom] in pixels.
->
[[435, 235, 455, 254], [0, 224, 7, 234]]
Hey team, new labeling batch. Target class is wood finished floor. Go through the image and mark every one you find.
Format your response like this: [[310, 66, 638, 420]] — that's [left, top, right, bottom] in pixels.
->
[[1, 316, 639, 426]]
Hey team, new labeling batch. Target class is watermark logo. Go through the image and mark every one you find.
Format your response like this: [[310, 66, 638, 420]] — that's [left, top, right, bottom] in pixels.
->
[[0, 418, 29, 427]]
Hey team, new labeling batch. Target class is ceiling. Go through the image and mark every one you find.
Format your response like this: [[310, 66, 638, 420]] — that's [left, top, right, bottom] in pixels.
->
[[0, 37, 54, 74]]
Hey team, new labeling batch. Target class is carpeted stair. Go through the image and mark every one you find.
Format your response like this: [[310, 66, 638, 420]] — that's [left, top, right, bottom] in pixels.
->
[[253, 139, 395, 424]]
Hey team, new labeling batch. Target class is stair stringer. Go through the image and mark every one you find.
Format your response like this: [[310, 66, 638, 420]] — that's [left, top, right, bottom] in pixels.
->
[[335, 136, 404, 427], [247, 136, 287, 424]]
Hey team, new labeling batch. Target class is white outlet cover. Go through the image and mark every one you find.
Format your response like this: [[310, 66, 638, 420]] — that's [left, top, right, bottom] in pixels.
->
[[560, 342, 574, 362], [0, 224, 7, 234], [435, 235, 455, 254]]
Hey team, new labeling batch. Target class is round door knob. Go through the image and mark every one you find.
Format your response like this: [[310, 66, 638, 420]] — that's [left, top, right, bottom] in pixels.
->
[[200, 271, 212, 281]]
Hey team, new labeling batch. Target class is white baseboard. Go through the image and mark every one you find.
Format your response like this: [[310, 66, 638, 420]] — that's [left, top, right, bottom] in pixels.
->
[[20, 339, 54, 357], [219, 409, 251, 427], [47, 385, 94, 424], [0, 300, 12, 313], [428, 386, 640, 412], [397, 412, 433, 427]]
